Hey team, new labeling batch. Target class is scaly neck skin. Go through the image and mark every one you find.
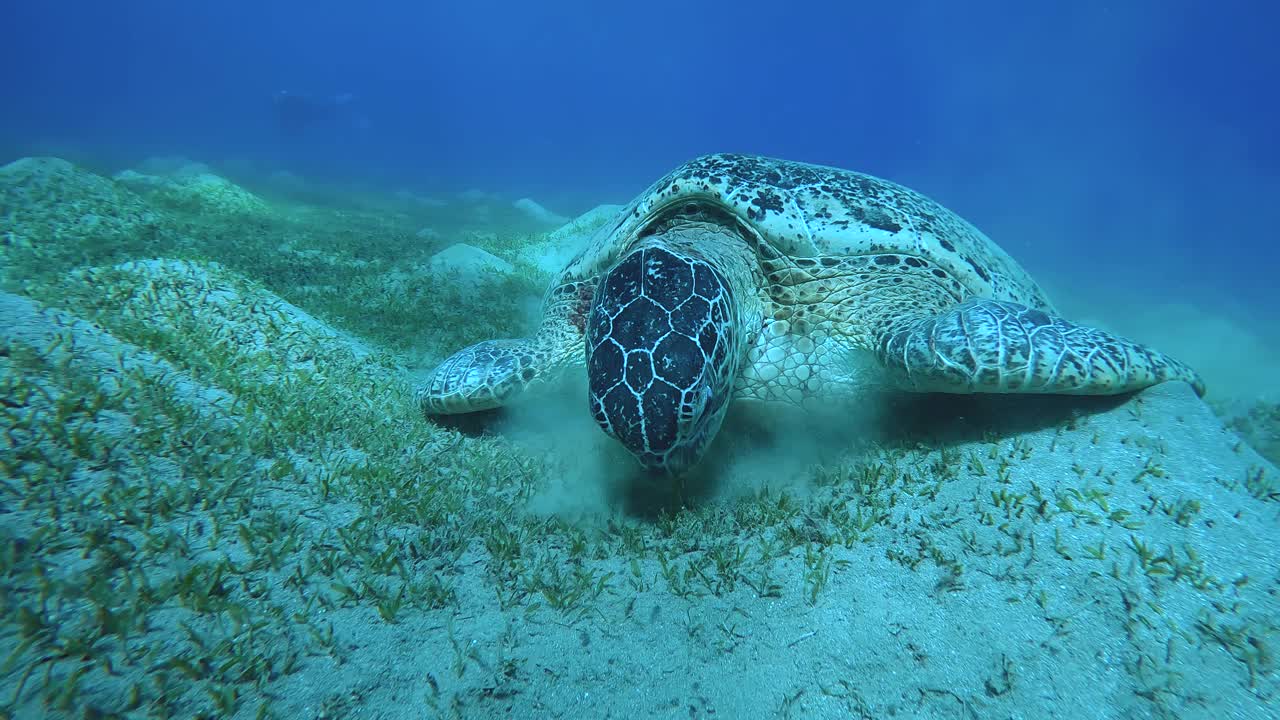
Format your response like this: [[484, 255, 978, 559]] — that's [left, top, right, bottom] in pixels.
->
[[758, 251, 966, 352], [728, 251, 969, 404]]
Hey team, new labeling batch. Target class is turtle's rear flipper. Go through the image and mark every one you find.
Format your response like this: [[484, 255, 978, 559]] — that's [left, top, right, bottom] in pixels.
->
[[877, 298, 1205, 397]]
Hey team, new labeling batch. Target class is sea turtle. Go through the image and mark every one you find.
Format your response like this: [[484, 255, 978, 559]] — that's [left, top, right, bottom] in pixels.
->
[[416, 153, 1204, 474]]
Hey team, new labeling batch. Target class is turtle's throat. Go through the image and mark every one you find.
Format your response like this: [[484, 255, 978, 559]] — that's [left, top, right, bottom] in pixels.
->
[[584, 240, 744, 474]]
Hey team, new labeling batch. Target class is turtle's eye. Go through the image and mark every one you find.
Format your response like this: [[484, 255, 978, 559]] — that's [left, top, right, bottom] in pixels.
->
[[677, 383, 712, 423], [682, 202, 699, 216]]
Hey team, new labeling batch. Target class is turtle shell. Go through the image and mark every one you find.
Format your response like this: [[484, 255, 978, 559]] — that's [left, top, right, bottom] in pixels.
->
[[561, 153, 1054, 312]]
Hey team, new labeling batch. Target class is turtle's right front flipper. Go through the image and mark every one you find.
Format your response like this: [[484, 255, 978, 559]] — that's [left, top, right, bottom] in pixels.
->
[[416, 280, 591, 415], [416, 339, 547, 414], [877, 298, 1205, 397]]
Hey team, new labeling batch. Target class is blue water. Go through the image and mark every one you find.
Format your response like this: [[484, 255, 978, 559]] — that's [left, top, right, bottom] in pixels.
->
[[3, 0, 1277, 304]]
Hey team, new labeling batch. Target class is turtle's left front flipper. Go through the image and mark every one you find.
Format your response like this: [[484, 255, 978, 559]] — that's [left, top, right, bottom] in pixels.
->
[[877, 298, 1205, 397], [416, 280, 590, 415]]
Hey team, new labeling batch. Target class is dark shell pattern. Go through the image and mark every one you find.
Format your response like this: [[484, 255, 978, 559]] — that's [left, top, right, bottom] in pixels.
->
[[561, 153, 1054, 313]]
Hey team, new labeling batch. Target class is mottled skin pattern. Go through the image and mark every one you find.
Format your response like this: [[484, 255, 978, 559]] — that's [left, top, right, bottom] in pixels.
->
[[417, 279, 592, 413], [417, 153, 1205, 474]]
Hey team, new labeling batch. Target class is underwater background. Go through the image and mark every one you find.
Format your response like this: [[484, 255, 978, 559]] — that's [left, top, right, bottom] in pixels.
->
[[5, 0, 1279, 298], [2, 1, 1279, 718]]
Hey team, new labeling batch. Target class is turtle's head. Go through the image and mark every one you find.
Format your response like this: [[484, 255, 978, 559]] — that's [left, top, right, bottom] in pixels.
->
[[586, 244, 742, 475]]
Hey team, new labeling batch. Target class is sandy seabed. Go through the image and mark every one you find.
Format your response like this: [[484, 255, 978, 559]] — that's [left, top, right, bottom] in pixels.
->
[[1, 156, 1277, 720]]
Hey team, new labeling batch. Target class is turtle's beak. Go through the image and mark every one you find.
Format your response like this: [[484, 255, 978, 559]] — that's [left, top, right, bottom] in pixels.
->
[[584, 244, 739, 474]]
